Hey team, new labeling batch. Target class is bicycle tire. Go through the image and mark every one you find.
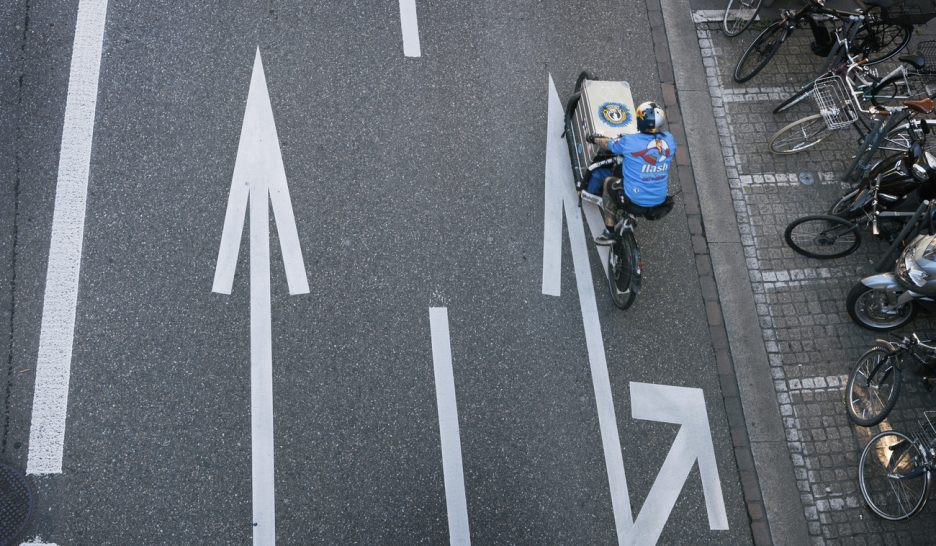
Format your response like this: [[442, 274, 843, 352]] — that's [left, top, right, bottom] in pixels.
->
[[846, 343, 902, 426], [733, 22, 788, 83], [773, 81, 816, 114], [784, 215, 861, 259], [859, 431, 929, 521], [723, 0, 763, 37], [829, 187, 862, 217], [768, 114, 834, 154], [608, 231, 640, 310], [856, 23, 912, 66]]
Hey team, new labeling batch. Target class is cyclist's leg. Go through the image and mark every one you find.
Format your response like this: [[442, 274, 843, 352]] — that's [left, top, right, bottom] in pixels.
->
[[601, 176, 622, 229]]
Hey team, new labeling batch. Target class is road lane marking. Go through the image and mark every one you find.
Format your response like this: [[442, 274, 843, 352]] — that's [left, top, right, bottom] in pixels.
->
[[27, 0, 109, 476], [542, 75, 633, 544], [429, 307, 471, 546], [398, 0, 422, 57], [213, 49, 310, 546], [630, 383, 729, 544], [541, 75, 608, 294]]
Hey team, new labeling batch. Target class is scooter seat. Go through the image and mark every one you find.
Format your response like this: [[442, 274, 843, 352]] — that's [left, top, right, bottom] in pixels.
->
[[904, 98, 935, 115], [899, 53, 926, 71]]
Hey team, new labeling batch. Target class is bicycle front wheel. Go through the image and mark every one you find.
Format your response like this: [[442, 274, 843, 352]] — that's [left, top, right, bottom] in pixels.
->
[[784, 215, 861, 259], [769, 114, 834, 154], [734, 22, 788, 83], [723, 0, 763, 37], [859, 431, 930, 521], [856, 23, 912, 65], [846, 343, 902, 426], [608, 231, 640, 310]]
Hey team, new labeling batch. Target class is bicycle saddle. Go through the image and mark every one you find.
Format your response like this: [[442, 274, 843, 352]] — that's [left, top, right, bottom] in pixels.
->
[[900, 53, 927, 71], [904, 98, 936, 115]]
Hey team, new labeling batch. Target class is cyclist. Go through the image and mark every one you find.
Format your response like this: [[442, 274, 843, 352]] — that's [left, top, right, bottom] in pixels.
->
[[585, 101, 677, 245]]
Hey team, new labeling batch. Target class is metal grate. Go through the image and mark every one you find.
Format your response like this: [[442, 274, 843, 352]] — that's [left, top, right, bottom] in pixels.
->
[[812, 75, 858, 130], [0, 463, 32, 545]]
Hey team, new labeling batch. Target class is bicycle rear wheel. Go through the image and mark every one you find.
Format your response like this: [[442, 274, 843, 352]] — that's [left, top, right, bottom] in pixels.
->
[[859, 431, 930, 521], [608, 231, 640, 310], [856, 23, 912, 65], [784, 215, 861, 259], [723, 0, 763, 37], [769, 114, 834, 154], [846, 343, 902, 426], [734, 22, 788, 83]]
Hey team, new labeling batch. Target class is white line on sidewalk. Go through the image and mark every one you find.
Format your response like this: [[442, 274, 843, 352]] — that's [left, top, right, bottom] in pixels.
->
[[398, 0, 422, 57], [429, 307, 471, 546], [27, 0, 109, 476]]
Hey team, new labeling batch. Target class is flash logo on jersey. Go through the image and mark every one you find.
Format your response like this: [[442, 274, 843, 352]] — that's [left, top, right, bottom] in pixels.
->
[[630, 138, 671, 165]]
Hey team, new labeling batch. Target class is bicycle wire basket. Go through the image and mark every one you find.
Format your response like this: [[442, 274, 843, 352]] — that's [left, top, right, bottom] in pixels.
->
[[915, 410, 936, 453], [877, 0, 936, 26], [812, 75, 859, 130], [916, 40, 936, 76]]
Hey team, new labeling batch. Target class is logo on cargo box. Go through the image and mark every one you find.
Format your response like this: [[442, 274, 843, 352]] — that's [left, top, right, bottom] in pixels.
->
[[598, 102, 632, 127]]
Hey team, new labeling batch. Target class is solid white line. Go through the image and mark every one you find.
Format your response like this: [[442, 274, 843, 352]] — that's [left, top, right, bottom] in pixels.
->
[[429, 307, 471, 546], [250, 180, 276, 546], [544, 75, 633, 544], [541, 75, 566, 297], [27, 0, 109, 476], [399, 0, 422, 57]]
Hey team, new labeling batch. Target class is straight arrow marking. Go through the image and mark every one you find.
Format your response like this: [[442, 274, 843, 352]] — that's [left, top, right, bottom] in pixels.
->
[[542, 74, 633, 543], [212, 48, 309, 546], [630, 382, 729, 545]]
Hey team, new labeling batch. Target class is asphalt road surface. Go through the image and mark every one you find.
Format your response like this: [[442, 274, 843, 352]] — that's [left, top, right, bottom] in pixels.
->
[[2, 1, 752, 544]]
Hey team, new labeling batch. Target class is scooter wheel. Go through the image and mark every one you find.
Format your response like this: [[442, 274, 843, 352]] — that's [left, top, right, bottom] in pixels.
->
[[846, 283, 916, 332]]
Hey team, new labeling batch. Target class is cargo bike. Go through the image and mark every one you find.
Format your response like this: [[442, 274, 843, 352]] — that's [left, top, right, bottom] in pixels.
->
[[562, 72, 674, 310]]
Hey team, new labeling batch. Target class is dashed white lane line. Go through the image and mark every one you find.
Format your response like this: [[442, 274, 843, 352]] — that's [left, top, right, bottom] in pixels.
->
[[429, 307, 471, 546], [27, 0, 109, 476], [399, 0, 422, 57]]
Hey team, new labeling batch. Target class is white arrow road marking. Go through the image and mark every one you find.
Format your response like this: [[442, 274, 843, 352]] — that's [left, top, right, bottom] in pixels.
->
[[27, 0, 109, 476], [541, 75, 633, 544], [541, 76, 608, 299], [398, 0, 422, 57], [630, 382, 729, 545], [429, 308, 471, 546], [212, 48, 309, 546]]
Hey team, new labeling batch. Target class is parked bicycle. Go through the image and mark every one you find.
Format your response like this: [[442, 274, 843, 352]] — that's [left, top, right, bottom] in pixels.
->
[[734, 0, 910, 83], [768, 67, 935, 157], [723, 0, 763, 37], [859, 410, 936, 520], [846, 334, 936, 426], [784, 129, 936, 260], [774, 44, 935, 115]]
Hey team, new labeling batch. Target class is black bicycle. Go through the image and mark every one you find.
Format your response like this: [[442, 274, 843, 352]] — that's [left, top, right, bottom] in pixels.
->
[[859, 410, 936, 520], [846, 334, 936, 426], [734, 0, 910, 83]]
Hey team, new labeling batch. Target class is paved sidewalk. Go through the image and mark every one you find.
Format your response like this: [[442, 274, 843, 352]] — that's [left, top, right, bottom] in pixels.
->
[[679, 9, 936, 546]]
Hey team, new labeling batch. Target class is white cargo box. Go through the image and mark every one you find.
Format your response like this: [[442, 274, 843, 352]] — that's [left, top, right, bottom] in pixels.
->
[[567, 79, 637, 191]]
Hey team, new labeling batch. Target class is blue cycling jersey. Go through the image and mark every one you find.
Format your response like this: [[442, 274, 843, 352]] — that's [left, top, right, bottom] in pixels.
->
[[607, 132, 677, 207]]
